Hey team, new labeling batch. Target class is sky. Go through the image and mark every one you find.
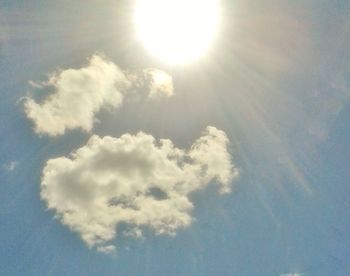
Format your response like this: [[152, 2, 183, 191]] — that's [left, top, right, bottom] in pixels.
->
[[0, 0, 350, 275]]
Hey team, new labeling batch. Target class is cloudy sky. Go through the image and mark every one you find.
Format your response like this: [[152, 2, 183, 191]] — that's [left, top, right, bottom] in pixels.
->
[[0, 0, 350, 275]]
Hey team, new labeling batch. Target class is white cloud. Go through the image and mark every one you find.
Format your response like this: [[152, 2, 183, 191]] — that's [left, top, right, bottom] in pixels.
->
[[143, 68, 174, 99], [280, 273, 302, 276], [3, 161, 18, 172], [96, 245, 116, 255], [24, 55, 130, 136], [24, 55, 174, 136], [40, 126, 238, 252], [123, 227, 144, 239]]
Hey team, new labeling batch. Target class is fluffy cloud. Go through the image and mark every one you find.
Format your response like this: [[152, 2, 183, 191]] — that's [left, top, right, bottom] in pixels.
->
[[41, 126, 238, 253], [280, 273, 302, 276], [143, 68, 174, 99], [24, 55, 173, 136], [24, 55, 129, 136]]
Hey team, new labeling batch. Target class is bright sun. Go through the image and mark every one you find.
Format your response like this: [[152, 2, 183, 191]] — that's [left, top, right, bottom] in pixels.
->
[[134, 0, 221, 64]]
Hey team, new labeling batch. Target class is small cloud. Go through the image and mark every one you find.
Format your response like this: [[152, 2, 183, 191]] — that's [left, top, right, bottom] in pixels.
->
[[144, 68, 174, 99], [96, 245, 116, 254], [3, 161, 18, 172], [123, 227, 144, 239], [40, 126, 238, 252], [280, 273, 303, 276]]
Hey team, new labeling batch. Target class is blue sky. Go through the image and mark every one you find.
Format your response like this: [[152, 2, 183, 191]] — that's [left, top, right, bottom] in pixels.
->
[[0, 0, 350, 275]]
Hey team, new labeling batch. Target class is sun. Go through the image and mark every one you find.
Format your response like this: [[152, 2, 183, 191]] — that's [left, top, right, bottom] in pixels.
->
[[134, 0, 221, 64]]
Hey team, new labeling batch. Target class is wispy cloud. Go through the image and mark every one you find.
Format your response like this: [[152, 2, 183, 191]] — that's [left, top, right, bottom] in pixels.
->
[[40, 126, 238, 253], [3, 161, 18, 172]]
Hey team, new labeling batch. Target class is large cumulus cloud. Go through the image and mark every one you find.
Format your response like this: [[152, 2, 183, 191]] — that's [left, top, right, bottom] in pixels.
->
[[41, 126, 238, 253], [24, 55, 173, 136]]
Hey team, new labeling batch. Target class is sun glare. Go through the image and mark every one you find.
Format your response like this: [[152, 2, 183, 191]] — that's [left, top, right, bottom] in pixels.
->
[[134, 0, 221, 64]]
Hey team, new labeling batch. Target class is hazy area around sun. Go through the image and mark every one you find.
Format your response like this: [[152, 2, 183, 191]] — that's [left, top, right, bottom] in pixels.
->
[[134, 0, 221, 64]]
